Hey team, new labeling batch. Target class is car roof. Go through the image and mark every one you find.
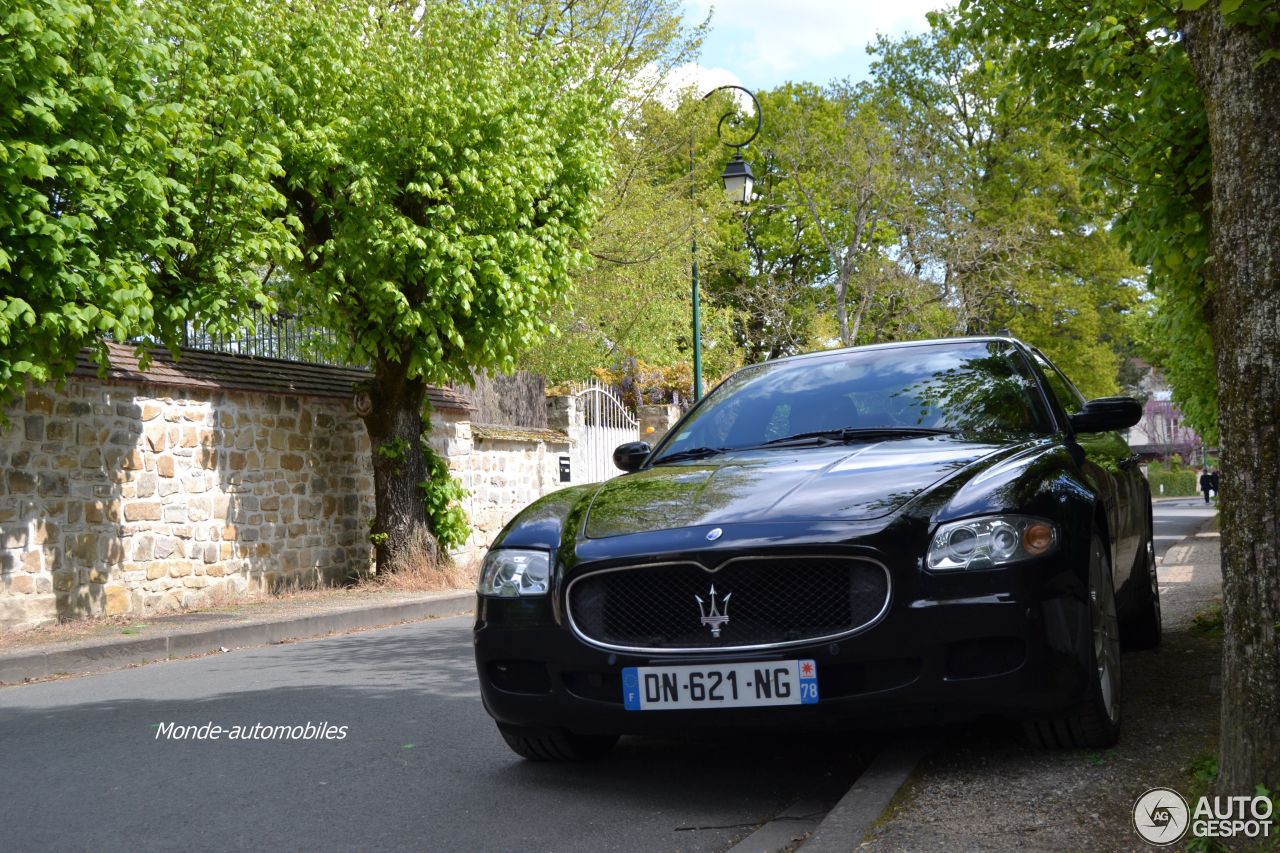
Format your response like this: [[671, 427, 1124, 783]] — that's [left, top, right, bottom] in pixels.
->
[[761, 335, 1028, 368]]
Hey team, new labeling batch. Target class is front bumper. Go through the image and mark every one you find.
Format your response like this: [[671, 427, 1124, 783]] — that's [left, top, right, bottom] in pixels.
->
[[473, 559, 1093, 736]]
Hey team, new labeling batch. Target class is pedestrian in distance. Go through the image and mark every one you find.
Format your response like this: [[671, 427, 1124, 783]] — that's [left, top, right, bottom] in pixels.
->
[[1200, 468, 1214, 504], [1210, 468, 1220, 501]]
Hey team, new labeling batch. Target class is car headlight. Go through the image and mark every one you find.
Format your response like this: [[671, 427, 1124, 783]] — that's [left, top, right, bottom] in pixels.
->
[[478, 549, 551, 597], [926, 515, 1058, 571]]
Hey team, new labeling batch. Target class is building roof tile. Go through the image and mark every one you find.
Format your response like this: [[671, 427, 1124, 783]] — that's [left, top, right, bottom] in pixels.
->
[[73, 342, 474, 412]]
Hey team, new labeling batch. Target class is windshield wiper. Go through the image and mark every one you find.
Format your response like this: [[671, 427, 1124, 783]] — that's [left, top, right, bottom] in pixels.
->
[[756, 427, 957, 448], [653, 446, 733, 464]]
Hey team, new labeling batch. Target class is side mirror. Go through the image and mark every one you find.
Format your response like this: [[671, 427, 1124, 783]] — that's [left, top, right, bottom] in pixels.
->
[[1069, 397, 1143, 434], [612, 441, 651, 472]]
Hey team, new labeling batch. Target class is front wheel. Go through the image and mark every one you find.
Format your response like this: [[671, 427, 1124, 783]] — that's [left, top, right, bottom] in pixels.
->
[[1025, 532, 1122, 749], [497, 724, 618, 761]]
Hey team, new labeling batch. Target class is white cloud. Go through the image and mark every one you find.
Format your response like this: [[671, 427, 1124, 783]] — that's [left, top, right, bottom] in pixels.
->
[[662, 63, 744, 97], [687, 0, 946, 82], [650, 63, 745, 106]]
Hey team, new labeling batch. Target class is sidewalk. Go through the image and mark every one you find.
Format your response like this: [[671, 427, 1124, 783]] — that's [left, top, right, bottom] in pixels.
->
[[0, 586, 473, 685], [855, 517, 1224, 851]]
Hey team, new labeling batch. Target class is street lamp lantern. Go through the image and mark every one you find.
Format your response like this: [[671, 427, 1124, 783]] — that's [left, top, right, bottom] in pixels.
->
[[720, 152, 755, 204], [691, 85, 762, 401]]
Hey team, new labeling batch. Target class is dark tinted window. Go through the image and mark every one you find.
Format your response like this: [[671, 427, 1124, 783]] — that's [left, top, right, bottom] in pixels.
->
[[653, 341, 1053, 461], [1028, 349, 1086, 416]]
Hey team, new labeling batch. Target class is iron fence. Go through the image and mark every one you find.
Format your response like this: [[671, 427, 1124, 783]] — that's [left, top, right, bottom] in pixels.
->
[[181, 309, 355, 368]]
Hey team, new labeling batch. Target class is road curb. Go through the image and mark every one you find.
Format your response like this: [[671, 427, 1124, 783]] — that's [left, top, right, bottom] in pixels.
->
[[798, 740, 933, 852], [0, 593, 474, 685]]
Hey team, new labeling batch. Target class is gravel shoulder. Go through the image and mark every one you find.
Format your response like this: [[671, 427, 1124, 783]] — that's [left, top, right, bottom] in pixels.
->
[[858, 520, 1224, 852]]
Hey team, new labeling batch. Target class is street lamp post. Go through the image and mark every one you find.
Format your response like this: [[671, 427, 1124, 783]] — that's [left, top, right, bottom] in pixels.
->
[[691, 85, 762, 400]]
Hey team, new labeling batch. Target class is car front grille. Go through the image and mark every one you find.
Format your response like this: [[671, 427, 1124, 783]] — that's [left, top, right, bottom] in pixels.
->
[[565, 555, 891, 652]]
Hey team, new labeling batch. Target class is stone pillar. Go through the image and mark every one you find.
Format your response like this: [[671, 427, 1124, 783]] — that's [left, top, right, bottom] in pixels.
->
[[545, 394, 579, 430], [638, 404, 681, 444]]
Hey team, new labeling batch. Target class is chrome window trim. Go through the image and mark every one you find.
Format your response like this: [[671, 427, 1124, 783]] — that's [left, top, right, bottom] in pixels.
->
[[564, 554, 893, 655]]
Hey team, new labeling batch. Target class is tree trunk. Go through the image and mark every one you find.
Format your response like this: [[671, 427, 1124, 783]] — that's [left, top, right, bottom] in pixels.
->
[[359, 363, 434, 574], [1183, 8, 1280, 792], [835, 273, 851, 346]]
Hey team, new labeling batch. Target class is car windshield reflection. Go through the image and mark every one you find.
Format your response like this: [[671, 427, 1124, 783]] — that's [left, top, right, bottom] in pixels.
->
[[651, 341, 1052, 465]]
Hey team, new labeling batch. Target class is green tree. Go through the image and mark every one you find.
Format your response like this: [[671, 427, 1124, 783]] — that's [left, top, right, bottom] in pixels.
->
[[0, 0, 294, 404], [954, 0, 1215, 437], [958, 0, 1280, 792], [269, 0, 646, 570], [705, 87, 848, 361], [519, 86, 746, 385], [870, 19, 1141, 396], [767, 83, 905, 348]]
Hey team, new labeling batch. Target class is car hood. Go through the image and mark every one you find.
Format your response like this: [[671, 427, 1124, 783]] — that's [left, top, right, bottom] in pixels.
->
[[583, 436, 1012, 539]]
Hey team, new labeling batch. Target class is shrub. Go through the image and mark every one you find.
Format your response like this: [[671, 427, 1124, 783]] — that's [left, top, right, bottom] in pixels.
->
[[420, 449, 470, 553], [1147, 468, 1199, 496], [1146, 466, 1203, 499]]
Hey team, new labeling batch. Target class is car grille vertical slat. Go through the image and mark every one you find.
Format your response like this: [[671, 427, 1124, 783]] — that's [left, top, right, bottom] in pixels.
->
[[566, 555, 890, 652]]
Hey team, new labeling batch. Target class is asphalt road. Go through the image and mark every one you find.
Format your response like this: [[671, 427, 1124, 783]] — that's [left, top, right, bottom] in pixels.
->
[[0, 500, 1213, 853], [1151, 497, 1218, 560], [0, 614, 863, 853]]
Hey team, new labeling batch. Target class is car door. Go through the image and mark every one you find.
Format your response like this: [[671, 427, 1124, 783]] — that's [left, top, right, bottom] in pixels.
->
[[1027, 350, 1142, 583]]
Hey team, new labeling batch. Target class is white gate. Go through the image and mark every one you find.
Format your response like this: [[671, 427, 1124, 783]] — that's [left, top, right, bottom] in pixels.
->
[[574, 382, 639, 483]]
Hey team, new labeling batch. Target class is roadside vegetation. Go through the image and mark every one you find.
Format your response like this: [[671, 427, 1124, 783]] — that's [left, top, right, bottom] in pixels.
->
[[1147, 457, 1209, 497]]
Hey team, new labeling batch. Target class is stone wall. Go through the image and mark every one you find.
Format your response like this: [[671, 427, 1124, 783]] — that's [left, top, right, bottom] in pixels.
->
[[428, 417, 570, 564], [0, 341, 633, 631], [0, 355, 596, 631], [0, 379, 375, 630]]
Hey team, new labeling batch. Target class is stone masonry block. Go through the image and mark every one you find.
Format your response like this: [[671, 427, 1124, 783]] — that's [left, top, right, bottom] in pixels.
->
[[25, 391, 56, 414], [7, 574, 36, 595], [1, 525, 27, 549], [124, 502, 162, 521], [144, 422, 168, 452]]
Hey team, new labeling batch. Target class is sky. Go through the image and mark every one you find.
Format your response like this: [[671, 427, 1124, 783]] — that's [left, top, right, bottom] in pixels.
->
[[674, 0, 948, 93]]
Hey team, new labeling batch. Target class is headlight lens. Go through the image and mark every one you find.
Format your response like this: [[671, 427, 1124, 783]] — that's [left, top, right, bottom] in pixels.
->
[[926, 515, 1058, 571], [478, 549, 551, 597]]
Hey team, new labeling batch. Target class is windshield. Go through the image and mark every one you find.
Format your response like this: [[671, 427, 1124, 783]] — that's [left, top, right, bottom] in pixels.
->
[[651, 341, 1052, 463]]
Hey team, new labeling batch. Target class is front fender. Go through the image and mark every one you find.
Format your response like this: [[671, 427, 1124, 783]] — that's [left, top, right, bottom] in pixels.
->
[[489, 484, 599, 553]]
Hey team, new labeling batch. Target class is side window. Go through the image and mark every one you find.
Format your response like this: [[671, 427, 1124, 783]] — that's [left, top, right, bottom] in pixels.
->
[[1030, 350, 1086, 416]]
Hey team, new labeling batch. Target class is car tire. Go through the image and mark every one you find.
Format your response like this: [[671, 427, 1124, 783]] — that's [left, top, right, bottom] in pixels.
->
[[1025, 532, 1122, 749], [1121, 513, 1161, 651], [497, 724, 619, 761]]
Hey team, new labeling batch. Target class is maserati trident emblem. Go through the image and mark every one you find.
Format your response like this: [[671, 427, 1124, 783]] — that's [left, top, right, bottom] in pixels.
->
[[695, 584, 732, 637], [706, 528, 723, 541]]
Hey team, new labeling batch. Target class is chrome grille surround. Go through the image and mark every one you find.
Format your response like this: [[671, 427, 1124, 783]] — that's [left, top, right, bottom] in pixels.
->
[[565, 554, 892, 654]]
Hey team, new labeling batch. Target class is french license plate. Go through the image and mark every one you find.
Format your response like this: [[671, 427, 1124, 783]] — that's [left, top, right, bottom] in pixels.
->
[[621, 660, 819, 711]]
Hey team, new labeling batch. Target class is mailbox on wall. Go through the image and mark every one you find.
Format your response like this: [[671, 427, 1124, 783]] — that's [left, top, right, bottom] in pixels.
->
[[558, 455, 571, 483]]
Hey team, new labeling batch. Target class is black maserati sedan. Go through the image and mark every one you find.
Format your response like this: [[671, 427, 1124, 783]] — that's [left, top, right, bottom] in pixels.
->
[[473, 336, 1159, 760]]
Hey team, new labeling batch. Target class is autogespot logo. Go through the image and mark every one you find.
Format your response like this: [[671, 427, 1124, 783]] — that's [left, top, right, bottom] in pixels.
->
[[1134, 786, 1276, 845], [1133, 787, 1190, 846]]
